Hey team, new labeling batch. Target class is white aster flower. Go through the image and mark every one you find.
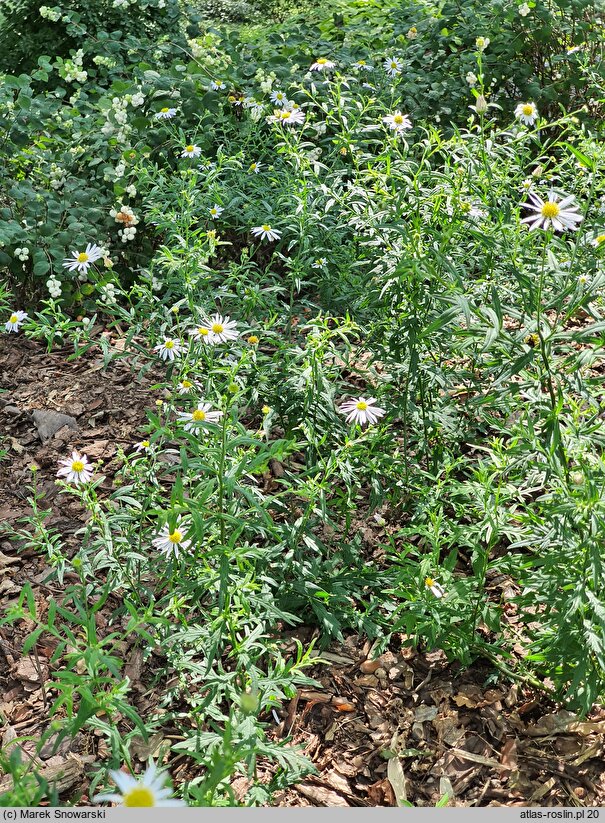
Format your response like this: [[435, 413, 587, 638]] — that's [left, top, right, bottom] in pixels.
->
[[210, 81, 226, 90], [57, 451, 93, 485], [133, 439, 152, 453], [5, 310, 27, 332], [189, 324, 212, 344], [251, 224, 281, 242], [94, 762, 185, 807], [206, 313, 238, 344], [177, 402, 223, 432], [521, 190, 583, 232], [519, 2, 530, 15], [181, 144, 201, 158], [271, 108, 305, 126], [270, 90, 288, 106], [151, 520, 193, 560], [312, 258, 328, 269], [155, 107, 177, 119], [577, 273, 591, 286], [591, 232, 605, 248], [339, 396, 386, 426], [177, 378, 198, 394], [310, 57, 335, 72], [515, 101, 539, 125], [353, 59, 373, 71], [383, 111, 412, 133], [63, 243, 103, 273], [465, 71, 478, 86], [249, 161, 261, 173], [425, 577, 445, 599], [154, 338, 182, 361], [383, 56, 403, 77], [209, 204, 224, 218]]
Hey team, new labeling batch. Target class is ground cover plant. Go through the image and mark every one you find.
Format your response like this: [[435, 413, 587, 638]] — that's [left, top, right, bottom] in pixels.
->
[[1, 0, 605, 807]]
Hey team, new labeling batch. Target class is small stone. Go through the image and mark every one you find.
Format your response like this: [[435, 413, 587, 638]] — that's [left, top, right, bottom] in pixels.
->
[[32, 410, 79, 443], [360, 659, 381, 674]]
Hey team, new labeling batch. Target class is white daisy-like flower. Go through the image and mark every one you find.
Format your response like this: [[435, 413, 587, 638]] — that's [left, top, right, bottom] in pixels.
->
[[383, 56, 403, 77], [5, 310, 27, 332], [519, 2, 530, 15], [62, 243, 103, 273], [249, 161, 261, 173], [189, 324, 212, 344], [151, 520, 193, 560], [270, 90, 288, 106], [155, 107, 177, 119], [425, 577, 445, 599], [577, 273, 591, 286], [154, 338, 182, 361], [251, 224, 281, 242], [515, 101, 539, 126], [177, 378, 198, 394], [383, 111, 412, 133], [57, 451, 93, 485], [520, 178, 535, 194], [353, 59, 373, 71], [271, 108, 305, 126], [177, 401, 223, 432], [209, 204, 224, 219], [181, 144, 201, 158], [310, 57, 335, 72], [312, 258, 328, 269], [133, 439, 152, 453], [210, 81, 226, 90], [94, 762, 185, 807], [521, 190, 583, 232], [591, 232, 605, 248], [206, 313, 238, 344], [339, 396, 385, 426]]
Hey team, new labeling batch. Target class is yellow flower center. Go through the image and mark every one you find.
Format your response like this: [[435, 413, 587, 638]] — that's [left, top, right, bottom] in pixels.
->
[[356, 401, 368, 411], [77, 252, 89, 263], [141, 440, 150, 448], [123, 787, 156, 807], [541, 202, 560, 219], [211, 323, 224, 334], [357, 60, 366, 66], [425, 577, 434, 587], [168, 530, 183, 544], [262, 224, 271, 231], [185, 145, 194, 152], [9, 314, 18, 323], [181, 380, 192, 388], [317, 58, 327, 65], [394, 114, 403, 124], [596, 234, 605, 245], [522, 104, 534, 116], [262, 405, 271, 414], [281, 111, 291, 119], [71, 460, 84, 472], [165, 340, 174, 349], [161, 107, 169, 113], [198, 327, 209, 336], [390, 62, 398, 68], [250, 163, 257, 170], [248, 335, 259, 344], [192, 409, 207, 421]]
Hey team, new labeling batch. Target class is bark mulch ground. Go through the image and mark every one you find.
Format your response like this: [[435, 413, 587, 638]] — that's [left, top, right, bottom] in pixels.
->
[[1, 335, 604, 807]]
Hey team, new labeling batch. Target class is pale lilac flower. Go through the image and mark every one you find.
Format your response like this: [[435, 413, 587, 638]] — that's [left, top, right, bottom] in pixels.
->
[[57, 451, 93, 485], [339, 396, 385, 426]]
